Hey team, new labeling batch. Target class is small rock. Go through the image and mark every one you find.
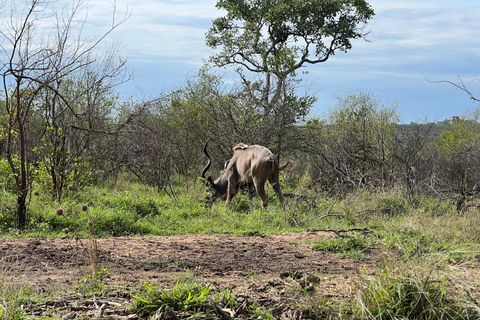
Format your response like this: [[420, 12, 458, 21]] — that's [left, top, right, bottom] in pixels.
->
[[60, 312, 76, 320], [306, 284, 315, 292], [306, 274, 321, 284]]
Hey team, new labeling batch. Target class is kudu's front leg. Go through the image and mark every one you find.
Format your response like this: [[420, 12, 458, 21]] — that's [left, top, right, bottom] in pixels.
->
[[225, 182, 238, 210]]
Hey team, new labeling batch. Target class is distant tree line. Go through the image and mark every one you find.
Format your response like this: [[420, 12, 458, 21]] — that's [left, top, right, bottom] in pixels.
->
[[3, 64, 480, 213]]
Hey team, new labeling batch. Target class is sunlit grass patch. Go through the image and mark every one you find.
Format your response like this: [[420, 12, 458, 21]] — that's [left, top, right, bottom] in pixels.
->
[[353, 258, 478, 320], [0, 282, 47, 320], [130, 272, 273, 319], [312, 232, 373, 259]]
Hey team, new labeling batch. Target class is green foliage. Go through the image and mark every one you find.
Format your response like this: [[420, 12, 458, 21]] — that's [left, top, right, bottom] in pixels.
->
[[379, 207, 480, 261], [130, 273, 273, 319], [354, 259, 476, 319], [312, 233, 372, 259], [0, 284, 45, 320], [382, 228, 448, 257], [101, 190, 162, 217], [75, 268, 112, 296], [305, 92, 400, 192], [0, 158, 18, 193], [373, 191, 410, 217], [429, 119, 480, 192], [206, 0, 374, 75], [131, 278, 212, 315], [0, 192, 16, 231], [435, 121, 477, 159]]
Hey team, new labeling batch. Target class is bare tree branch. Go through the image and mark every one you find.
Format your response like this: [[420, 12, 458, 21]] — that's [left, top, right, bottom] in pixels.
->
[[429, 75, 480, 102]]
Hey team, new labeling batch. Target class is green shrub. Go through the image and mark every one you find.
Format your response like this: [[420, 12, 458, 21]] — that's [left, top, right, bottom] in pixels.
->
[[0, 159, 18, 193], [134, 199, 161, 217], [131, 279, 212, 315], [0, 195, 16, 232], [382, 229, 449, 257]]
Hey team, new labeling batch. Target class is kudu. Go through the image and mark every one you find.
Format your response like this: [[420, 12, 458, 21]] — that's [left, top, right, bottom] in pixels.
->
[[201, 139, 293, 211]]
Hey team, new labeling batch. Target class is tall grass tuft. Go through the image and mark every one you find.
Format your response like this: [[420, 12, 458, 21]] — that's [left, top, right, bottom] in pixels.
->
[[131, 279, 212, 316], [354, 257, 477, 319], [0, 264, 45, 320], [130, 272, 274, 319]]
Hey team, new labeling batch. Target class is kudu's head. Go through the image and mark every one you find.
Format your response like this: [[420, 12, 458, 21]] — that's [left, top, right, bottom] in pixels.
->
[[201, 139, 227, 207]]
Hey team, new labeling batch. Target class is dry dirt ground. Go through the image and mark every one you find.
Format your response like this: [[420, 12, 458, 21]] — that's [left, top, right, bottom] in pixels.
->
[[0, 232, 387, 319]]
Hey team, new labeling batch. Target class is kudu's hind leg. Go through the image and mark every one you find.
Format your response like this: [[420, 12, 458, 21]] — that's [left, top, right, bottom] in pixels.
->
[[254, 179, 269, 209], [272, 180, 287, 225], [272, 182, 285, 210], [247, 183, 256, 212]]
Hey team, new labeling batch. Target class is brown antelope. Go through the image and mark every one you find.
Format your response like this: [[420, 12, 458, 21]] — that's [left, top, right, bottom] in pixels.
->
[[201, 139, 293, 211]]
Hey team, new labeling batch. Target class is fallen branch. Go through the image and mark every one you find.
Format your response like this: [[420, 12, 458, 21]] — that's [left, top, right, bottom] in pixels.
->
[[308, 228, 371, 237], [212, 303, 234, 320], [60, 312, 77, 320], [168, 309, 181, 320], [96, 303, 107, 319], [298, 193, 342, 224], [85, 299, 122, 307]]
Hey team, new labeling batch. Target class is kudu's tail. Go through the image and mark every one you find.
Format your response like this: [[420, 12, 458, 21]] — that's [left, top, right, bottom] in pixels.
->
[[278, 160, 293, 171]]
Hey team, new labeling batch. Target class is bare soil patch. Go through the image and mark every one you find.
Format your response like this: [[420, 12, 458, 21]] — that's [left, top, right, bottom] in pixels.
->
[[1, 232, 379, 319]]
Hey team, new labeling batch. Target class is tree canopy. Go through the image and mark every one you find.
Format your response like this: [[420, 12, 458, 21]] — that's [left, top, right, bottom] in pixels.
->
[[206, 0, 375, 77]]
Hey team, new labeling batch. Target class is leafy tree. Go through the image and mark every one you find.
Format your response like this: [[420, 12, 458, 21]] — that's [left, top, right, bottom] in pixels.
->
[[119, 69, 262, 196], [303, 92, 398, 192], [392, 122, 434, 200], [206, 0, 375, 155], [206, 0, 375, 76], [35, 77, 122, 201], [0, 0, 128, 228], [429, 118, 480, 210], [179, 68, 264, 157]]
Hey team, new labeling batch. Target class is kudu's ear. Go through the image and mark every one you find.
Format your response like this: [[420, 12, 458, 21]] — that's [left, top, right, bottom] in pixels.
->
[[207, 176, 213, 183]]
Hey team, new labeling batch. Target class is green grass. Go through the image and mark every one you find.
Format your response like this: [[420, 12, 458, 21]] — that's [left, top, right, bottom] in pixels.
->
[[353, 258, 477, 320], [2, 180, 479, 264], [377, 208, 480, 261], [3, 180, 350, 238], [130, 272, 273, 319], [312, 232, 373, 259], [1, 180, 480, 319], [131, 276, 213, 315], [0, 283, 47, 320]]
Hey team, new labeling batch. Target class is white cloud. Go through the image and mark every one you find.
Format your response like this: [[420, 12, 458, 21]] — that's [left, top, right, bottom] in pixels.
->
[[3, 0, 478, 121], [76, 0, 221, 60]]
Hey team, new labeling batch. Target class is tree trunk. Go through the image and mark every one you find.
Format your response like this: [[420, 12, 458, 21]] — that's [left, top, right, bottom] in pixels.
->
[[16, 82, 29, 229], [16, 193, 27, 229]]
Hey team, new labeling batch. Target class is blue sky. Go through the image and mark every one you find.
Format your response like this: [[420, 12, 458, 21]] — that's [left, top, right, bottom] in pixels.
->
[[12, 0, 480, 123]]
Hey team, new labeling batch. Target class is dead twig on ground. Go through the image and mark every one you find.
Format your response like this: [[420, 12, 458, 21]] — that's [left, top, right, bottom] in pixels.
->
[[297, 193, 343, 225], [308, 228, 371, 237], [96, 303, 106, 319]]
